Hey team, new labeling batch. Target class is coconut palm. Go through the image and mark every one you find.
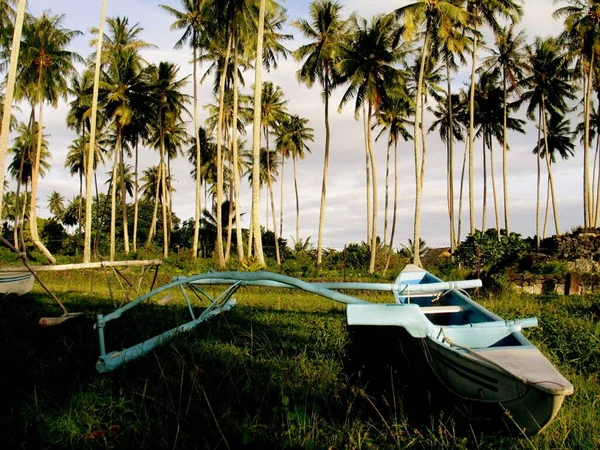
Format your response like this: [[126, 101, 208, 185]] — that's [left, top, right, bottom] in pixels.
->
[[147, 62, 190, 257], [293, 0, 349, 266], [0, 0, 24, 224], [161, 0, 212, 258], [376, 88, 413, 252], [473, 70, 525, 236], [16, 12, 82, 263], [465, 0, 523, 235], [65, 137, 87, 231], [430, 23, 471, 250], [480, 25, 528, 235], [258, 81, 288, 264], [275, 114, 314, 243], [521, 37, 576, 245], [47, 191, 66, 222], [338, 13, 407, 273], [248, 0, 268, 265], [534, 113, 575, 238], [8, 121, 50, 248], [395, 0, 469, 266], [83, 0, 108, 263], [99, 17, 155, 260], [554, 0, 600, 227]]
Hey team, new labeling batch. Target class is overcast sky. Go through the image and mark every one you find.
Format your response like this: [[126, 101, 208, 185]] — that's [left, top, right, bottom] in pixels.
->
[[11, 0, 579, 249]]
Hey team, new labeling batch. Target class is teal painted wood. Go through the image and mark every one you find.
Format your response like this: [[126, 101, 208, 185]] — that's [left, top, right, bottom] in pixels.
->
[[96, 299, 236, 373]]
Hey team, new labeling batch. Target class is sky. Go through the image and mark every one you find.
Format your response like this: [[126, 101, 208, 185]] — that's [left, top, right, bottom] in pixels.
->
[[10, 0, 581, 250]]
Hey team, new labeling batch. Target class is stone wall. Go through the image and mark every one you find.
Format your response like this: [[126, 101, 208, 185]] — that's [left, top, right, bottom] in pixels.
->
[[508, 272, 600, 295]]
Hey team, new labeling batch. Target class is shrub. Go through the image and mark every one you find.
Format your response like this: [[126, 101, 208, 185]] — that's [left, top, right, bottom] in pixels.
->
[[454, 229, 527, 276]]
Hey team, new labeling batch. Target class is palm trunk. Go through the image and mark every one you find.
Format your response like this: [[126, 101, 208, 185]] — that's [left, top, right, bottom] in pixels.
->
[[447, 63, 456, 250], [133, 140, 139, 252], [30, 95, 55, 263], [457, 141, 468, 243], [215, 33, 233, 268], [420, 92, 427, 192], [584, 55, 594, 227], [279, 155, 284, 240], [502, 70, 510, 235], [383, 135, 391, 246], [146, 166, 161, 247], [536, 110, 542, 249], [490, 143, 500, 239], [110, 146, 119, 260], [159, 127, 169, 258], [594, 131, 600, 226], [192, 43, 202, 258], [541, 96, 561, 235], [390, 139, 399, 249], [412, 24, 430, 266], [482, 137, 487, 232], [316, 73, 331, 266], [0, 0, 26, 223], [225, 143, 234, 261], [468, 29, 479, 234], [543, 177, 550, 239], [363, 102, 372, 243], [84, 0, 107, 263], [265, 127, 281, 264], [293, 155, 300, 243], [232, 39, 244, 261], [367, 102, 378, 274], [119, 129, 129, 255], [252, 2, 267, 265]]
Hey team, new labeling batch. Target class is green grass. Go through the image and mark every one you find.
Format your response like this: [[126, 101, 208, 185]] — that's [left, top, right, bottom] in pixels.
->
[[0, 270, 598, 449]]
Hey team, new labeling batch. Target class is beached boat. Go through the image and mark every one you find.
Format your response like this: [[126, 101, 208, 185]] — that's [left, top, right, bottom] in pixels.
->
[[94, 265, 572, 434], [346, 264, 574, 435], [0, 271, 34, 295]]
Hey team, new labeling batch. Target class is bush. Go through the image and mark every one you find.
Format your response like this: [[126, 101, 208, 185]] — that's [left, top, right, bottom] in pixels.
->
[[454, 229, 527, 276]]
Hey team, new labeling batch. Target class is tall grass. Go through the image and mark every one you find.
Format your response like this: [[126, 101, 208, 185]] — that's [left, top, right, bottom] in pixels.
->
[[0, 269, 598, 449]]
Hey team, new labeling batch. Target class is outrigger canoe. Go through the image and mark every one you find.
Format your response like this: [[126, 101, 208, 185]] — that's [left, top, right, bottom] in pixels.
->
[[95, 265, 572, 435], [0, 271, 34, 295]]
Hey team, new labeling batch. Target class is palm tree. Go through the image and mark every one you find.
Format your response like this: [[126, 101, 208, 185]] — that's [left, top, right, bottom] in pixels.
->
[[534, 113, 575, 238], [396, 0, 469, 266], [147, 62, 190, 257], [554, 0, 600, 227], [275, 114, 314, 243], [161, 0, 211, 259], [8, 121, 50, 248], [294, 0, 349, 266], [338, 14, 407, 273], [83, 0, 108, 263], [47, 191, 65, 222], [65, 137, 87, 231], [0, 0, 24, 221], [16, 12, 82, 263], [473, 70, 525, 235], [259, 81, 287, 264], [465, 0, 522, 235], [521, 37, 575, 245], [99, 16, 154, 260], [377, 88, 413, 251], [430, 22, 471, 250], [480, 25, 528, 235]]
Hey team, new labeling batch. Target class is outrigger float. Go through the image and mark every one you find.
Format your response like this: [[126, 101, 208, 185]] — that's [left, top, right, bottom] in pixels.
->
[[95, 264, 573, 435]]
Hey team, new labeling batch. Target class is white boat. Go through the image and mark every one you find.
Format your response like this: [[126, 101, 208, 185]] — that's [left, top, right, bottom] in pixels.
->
[[94, 265, 573, 434], [0, 271, 34, 295], [346, 264, 573, 435]]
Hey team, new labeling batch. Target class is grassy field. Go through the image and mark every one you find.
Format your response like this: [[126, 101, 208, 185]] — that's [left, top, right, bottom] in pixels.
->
[[0, 266, 598, 449]]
